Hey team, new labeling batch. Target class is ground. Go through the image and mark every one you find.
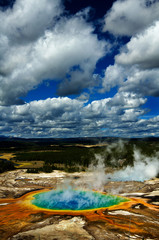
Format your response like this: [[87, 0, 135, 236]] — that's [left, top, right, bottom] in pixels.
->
[[0, 169, 159, 240]]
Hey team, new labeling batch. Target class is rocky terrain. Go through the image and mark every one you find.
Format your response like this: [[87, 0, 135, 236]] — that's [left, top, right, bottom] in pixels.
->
[[0, 169, 159, 240]]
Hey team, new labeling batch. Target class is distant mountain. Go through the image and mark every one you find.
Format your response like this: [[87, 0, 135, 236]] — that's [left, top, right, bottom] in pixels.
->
[[0, 135, 9, 140], [0, 135, 159, 144]]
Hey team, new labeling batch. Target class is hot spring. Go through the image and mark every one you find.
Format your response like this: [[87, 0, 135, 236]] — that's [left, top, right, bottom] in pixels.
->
[[32, 189, 129, 211]]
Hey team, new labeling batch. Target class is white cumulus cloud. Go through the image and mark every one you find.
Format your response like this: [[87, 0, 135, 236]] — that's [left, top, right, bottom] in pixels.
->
[[103, 0, 159, 36], [102, 0, 159, 102], [116, 21, 159, 69], [0, 0, 106, 106], [0, 94, 150, 138]]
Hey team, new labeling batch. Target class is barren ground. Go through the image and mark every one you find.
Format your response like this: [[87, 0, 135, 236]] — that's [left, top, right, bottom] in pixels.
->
[[0, 169, 159, 240]]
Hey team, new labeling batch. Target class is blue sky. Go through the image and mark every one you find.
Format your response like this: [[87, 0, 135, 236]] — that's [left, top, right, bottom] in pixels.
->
[[0, 0, 159, 138]]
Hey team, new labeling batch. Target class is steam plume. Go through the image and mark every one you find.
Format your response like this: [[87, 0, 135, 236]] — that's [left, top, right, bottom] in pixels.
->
[[108, 148, 159, 182]]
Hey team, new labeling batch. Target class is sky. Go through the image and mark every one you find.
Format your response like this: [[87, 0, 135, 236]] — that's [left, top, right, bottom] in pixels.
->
[[0, 0, 159, 138]]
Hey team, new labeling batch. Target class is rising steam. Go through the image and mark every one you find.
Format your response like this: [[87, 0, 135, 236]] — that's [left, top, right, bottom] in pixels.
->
[[108, 147, 159, 182], [36, 140, 159, 210], [87, 154, 107, 191], [88, 141, 159, 186], [58, 140, 159, 194]]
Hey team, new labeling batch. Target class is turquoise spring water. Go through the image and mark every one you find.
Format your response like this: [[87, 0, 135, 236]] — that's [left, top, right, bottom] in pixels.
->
[[32, 189, 128, 211]]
